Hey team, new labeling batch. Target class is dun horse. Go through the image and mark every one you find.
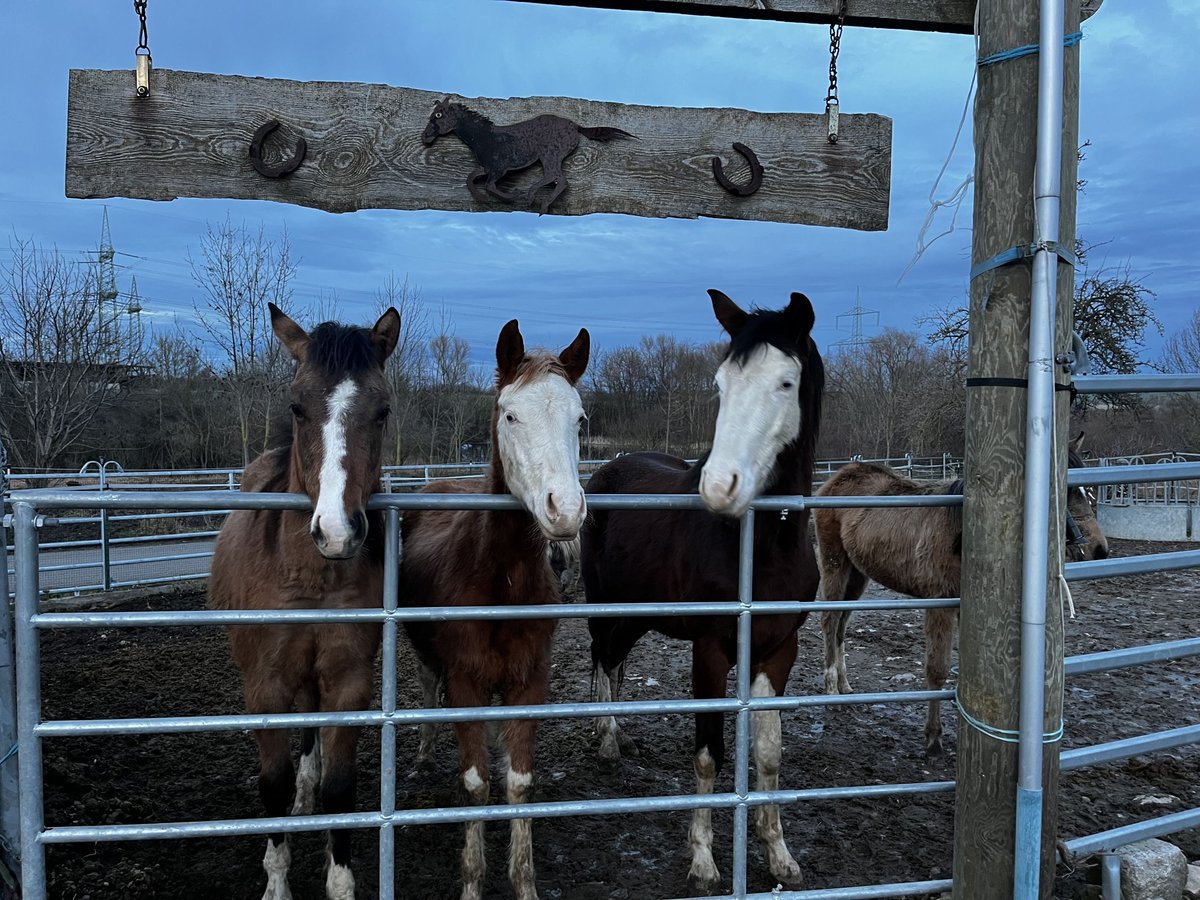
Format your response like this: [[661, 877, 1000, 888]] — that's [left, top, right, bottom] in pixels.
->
[[582, 290, 824, 893], [399, 320, 590, 900], [210, 304, 399, 900], [815, 434, 1108, 756]]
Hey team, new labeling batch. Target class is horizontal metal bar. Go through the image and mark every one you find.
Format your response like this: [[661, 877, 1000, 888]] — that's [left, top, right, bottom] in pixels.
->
[[32, 597, 959, 629], [32, 529, 218, 551], [1070, 462, 1200, 487], [1065, 637, 1200, 675], [9, 488, 961, 512], [738, 880, 954, 900], [1061, 724, 1200, 772], [1066, 550, 1200, 582], [1064, 807, 1200, 855], [39, 779, 954, 844], [36, 689, 955, 737], [1074, 374, 1200, 394]]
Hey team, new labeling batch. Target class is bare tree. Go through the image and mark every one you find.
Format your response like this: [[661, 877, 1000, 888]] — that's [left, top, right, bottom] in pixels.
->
[[189, 218, 296, 464], [375, 273, 431, 464], [1160, 310, 1200, 450], [0, 236, 147, 470]]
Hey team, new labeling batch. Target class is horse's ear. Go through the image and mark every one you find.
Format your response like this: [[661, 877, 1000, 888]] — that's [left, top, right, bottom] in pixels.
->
[[708, 289, 749, 337], [784, 292, 816, 339], [558, 328, 590, 385], [371, 307, 401, 366], [269, 303, 310, 362], [496, 319, 525, 379], [1069, 432, 1086, 454]]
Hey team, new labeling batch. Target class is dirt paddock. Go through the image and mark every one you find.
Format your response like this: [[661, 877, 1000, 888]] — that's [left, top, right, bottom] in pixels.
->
[[34, 538, 1200, 899]]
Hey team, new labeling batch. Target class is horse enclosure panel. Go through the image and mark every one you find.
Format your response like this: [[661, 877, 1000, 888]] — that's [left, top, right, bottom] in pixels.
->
[[514, 0, 1103, 34], [65, 69, 892, 230]]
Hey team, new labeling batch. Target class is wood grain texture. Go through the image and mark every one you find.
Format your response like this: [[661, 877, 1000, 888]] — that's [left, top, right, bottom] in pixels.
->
[[65, 69, 891, 230], [511, 0, 1102, 34], [952, 0, 1081, 896]]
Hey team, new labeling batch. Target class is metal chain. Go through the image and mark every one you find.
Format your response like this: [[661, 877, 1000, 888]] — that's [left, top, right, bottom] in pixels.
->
[[134, 0, 150, 58], [825, 0, 846, 107]]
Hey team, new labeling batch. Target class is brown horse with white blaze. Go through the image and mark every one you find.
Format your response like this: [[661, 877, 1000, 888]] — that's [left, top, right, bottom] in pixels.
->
[[814, 433, 1108, 756], [582, 290, 824, 894], [210, 304, 399, 900], [399, 319, 590, 900]]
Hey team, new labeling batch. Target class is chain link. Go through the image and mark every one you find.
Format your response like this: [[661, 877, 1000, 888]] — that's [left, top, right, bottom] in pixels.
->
[[134, 0, 150, 57], [826, 1, 846, 106]]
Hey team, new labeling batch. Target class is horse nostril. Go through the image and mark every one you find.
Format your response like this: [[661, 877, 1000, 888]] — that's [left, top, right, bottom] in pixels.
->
[[727, 473, 739, 498], [350, 511, 366, 542], [1094, 544, 1109, 560], [311, 522, 325, 545], [546, 492, 560, 521]]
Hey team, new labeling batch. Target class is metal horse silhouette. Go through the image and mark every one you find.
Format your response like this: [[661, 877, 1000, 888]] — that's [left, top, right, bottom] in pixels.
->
[[422, 98, 633, 214]]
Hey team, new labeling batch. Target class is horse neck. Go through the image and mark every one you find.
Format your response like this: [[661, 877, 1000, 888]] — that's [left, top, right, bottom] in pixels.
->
[[755, 436, 813, 548], [451, 107, 495, 151]]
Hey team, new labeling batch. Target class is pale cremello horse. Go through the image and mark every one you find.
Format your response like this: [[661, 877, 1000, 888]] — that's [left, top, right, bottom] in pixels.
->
[[210, 304, 400, 899], [815, 433, 1108, 756], [399, 320, 590, 900]]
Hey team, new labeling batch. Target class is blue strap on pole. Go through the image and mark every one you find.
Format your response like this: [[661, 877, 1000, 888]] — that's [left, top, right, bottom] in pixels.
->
[[956, 695, 1064, 744], [978, 30, 1083, 67], [0, 743, 16, 766], [970, 240, 1077, 282]]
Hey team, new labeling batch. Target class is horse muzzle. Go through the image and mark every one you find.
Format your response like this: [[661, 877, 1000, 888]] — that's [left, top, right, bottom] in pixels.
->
[[699, 466, 754, 518], [421, 123, 439, 146], [311, 510, 367, 560]]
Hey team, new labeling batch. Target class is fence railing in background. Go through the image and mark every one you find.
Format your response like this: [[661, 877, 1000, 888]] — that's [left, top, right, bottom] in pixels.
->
[[1092, 453, 1200, 506]]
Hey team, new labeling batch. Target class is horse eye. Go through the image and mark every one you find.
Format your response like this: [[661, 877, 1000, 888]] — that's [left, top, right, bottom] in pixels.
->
[[435, 112, 442, 119], [290, 403, 306, 420], [781, 380, 795, 390], [505, 413, 516, 423], [377, 406, 391, 423]]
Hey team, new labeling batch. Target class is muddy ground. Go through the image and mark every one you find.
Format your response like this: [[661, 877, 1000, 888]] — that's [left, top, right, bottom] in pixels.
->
[[35, 538, 1200, 899]]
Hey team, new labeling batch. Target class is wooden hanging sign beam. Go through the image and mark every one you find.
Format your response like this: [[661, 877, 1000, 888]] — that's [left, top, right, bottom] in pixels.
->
[[508, 0, 1103, 34], [66, 69, 892, 231]]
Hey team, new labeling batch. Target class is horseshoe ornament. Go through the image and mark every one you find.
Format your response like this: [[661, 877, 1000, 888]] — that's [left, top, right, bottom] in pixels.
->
[[249, 120, 306, 178], [712, 142, 764, 197]]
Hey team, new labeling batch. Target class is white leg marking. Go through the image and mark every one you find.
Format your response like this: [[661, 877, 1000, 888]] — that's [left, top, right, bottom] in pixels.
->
[[312, 379, 358, 555], [262, 839, 293, 900], [687, 746, 721, 892], [292, 743, 321, 816], [507, 767, 538, 900], [325, 859, 355, 900], [751, 673, 803, 887], [593, 663, 622, 764], [461, 766, 489, 900]]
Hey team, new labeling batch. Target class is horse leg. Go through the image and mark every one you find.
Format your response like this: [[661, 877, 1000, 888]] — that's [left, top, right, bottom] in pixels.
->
[[502, 678, 547, 900], [752, 643, 803, 889], [245, 677, 298, 900], [316, 650, 375, 900], [467, 168, 490, 204], [449, 671, 491, 900], [924, 607, 956, 757], [687, 640, 732, 895], [590, 620, 643, 766], [416, 659, 443, 769], [835, 567, 869, 695], [816, 519, 854, 696], [534, 161, 567, 214], [292, 680, 321, 816]]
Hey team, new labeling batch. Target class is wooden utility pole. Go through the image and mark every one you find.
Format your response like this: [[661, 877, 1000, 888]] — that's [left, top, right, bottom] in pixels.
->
[[953, 0, 1081, 897]]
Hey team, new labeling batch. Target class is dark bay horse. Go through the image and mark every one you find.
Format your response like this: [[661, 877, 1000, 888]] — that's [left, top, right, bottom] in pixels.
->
[[210, 304, 399, 900], [422, 97, 632, 213], [814, 433, 1108, 756], [582, 290, 824, 893], [399, 320, 590, 900]]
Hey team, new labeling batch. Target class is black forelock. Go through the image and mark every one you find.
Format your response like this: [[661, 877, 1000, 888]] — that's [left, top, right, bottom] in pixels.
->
[[726, 306, 807, 366], [306, 322, 378, 376]]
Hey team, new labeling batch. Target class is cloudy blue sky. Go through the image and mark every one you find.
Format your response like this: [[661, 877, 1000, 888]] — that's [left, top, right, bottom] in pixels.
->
[[1, 1, 1196, 370]]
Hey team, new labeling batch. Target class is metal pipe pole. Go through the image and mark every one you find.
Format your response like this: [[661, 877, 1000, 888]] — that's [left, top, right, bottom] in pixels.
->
[[13, 502, 47, 898], [730, 509, 755, 897], [1013, 0, 1067, 894], [0, 445, 19, 875], [378, 508, 399, 900]]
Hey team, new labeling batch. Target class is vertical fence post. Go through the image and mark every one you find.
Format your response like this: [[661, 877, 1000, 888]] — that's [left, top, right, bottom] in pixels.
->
[[13, 502, 47, 899], [0, 445, 20, 877], [378, 507, 400, 900], [730, 509, 754, 897], [98, 460, 111, 593], [953, 0, 1080, 897]]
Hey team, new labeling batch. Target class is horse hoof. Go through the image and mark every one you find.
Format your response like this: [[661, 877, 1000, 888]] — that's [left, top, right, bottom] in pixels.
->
[[771, 863, 804, 889], [686, 871, 722, 896], [616, 731, 640, 757], [926, 737, 944, 759]]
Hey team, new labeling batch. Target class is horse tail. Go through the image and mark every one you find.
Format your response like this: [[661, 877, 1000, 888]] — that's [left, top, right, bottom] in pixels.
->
[[577, 125, 634, 143]]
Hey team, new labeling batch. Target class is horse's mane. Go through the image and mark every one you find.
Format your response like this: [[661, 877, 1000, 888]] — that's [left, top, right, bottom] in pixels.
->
[[449, 102, 495, 131], [502, 351, 570, 388]]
